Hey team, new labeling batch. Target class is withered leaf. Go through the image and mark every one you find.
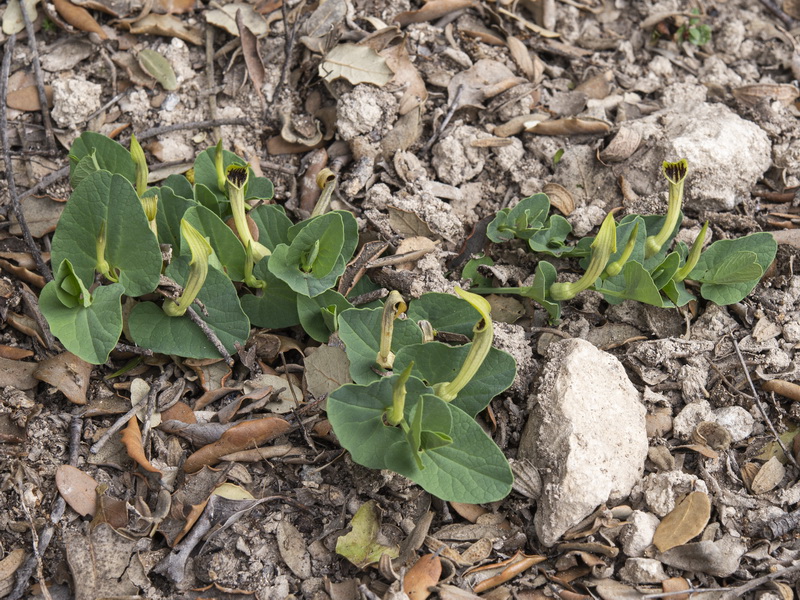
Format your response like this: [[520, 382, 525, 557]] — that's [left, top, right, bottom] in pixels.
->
[[467, 551, 547, 593], [34, 352, 92, 405], [53, 0, 108, 39], [525, 117, 611, 136], [387, 205, 436, 238], [304, 345, 351, 399], [120, 417, 164, 475], [56, 465, 99, 517], [183, 416, 291, 473], [319, 43, 394, 86], [380, 38, 428, 115], [0, 549, 26, 598], [237, 9, 266, 103], [3, 0, 38, 35], [404, 554, 442, 600], [130, 14, 203, 45], [0, 356, 38, 390], [732, 84, 799, 107], [6, 85, 54, 111], [299, 0, 347, 54], [64, 524, 139, 600], [653, 491, 711, 552], [9, 195, 66, 239], [750, 455, 786, 494], [543, 182, 575, 216], [394, 0, 476, 27], [336, 500, 400, 569], [277, 519, 312, 579], [206, 2, 269, 37]]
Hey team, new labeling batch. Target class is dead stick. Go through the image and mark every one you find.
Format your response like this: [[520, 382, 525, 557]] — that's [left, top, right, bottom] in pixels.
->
[[138, 117, 250, 141], [730, 332, 800, 470], [205, 26, 221, 142], [19, 0, 56, 153], [9, 414, 82, 600], [424, 84, 464, 152], [758, 0, 797, 28], [186, 305, 234, 366], [0, 35, 53, 282]]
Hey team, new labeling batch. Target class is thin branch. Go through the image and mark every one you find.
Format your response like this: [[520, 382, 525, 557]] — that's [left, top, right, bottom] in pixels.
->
[[137, 117, 250, 141], [758, 0, 797, 28], [205, 25, 221, 142], [0, 34, 53, 282], [186, 305, 234, 366], [424, 84, 463, 152], [19, 0, 56, 153], [730, 331, 800, 470]]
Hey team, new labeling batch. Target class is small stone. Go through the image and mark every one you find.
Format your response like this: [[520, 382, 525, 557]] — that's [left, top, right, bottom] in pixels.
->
[[672, 401, 713, 440], [634, 471, 708, 517], [712, 406, 754, 442], [619, 558, 667, 584], [51, 76, 102, 128], [518, 338, 648, 546], [619, 510, 660, 558]]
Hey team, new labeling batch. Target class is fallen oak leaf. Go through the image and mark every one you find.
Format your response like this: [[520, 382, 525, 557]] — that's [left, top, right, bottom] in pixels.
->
[[393, 0, 476, 27], [53, 0, 108, 39], [653, 491, 711, 552], [121, 417, 164, 475], [404, 554, 442, 600], [183, 416, 291, 473], [56, 465, 99, 517], [465, 551, 547, 593]]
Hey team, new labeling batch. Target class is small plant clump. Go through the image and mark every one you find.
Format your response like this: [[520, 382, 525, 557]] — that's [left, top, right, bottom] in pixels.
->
[[40, 133, 516, 504], [39, 135, 775, 504], [468, 159, 777, 321]]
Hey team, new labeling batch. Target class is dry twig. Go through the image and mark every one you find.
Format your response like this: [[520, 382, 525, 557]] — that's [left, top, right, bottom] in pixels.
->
[[0, 34, 53, 282], [19, 1, 56, 153]]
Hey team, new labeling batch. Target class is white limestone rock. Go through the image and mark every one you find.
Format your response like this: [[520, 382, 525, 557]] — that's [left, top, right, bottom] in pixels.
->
[[518, 338, 648, 546]]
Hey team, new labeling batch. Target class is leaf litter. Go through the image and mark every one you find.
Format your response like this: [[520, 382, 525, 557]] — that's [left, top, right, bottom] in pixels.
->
[[3, 0, 800, 597]]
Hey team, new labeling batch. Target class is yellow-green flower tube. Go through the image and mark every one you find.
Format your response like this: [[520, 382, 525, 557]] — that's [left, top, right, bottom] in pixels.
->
[[605, 222, 639, 278], [95, 220, 117, 282], [226, 164, 271, 263], [377, 291, 407, 370], [434, 287, 494, 402], [674, 221, 709, 282], [386, 362, 414, 427], [645, 159, 688, 258], [130, 133, 148, 197], [163, 220, 212, 317], [550, 212, 617, 301]]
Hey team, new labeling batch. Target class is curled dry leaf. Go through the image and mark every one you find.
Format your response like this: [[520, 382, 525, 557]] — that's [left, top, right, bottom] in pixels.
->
[[56, 465, 99, 517], [732, 84, 799, 107], [493, 113, 549, 137], [525, 117, 611, 136], [205, 2, 269, 37], [237, 8, 266, 103], [0, 356, 38, 390], [575, 70, 614, 99], [3, 0, 38, 35], [0, 549, 26, 598], [121, 417, 164, 475], [34, 352, 92, 405], [130, 14, 203, 45], [299, 0, 347, 53], [762, 378, 800, 402], [183, 416, 291, 473], [506, 36, 535, 80], [53, 0, 108, 39], [404, 554, 442, 600], [543, 182, 575, 216], [653, 491, 711, 552], [6, 85, 54, 111], [448, 59, 516, 111], [599, 127, 641, 163], [465, 551, 547, 593], [380, 38, 428, 115], [319, 43, 394, 86], [750, 456, 786, 494], [394, 0, 476, 27]]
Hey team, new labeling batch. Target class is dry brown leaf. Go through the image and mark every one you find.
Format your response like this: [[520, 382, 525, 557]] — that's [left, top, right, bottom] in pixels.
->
[[56, 465, 99, 517], [598, 127, 641, 163], [206, 3, 269, 37], [120, 417, 164, 475], [130, 13, 203, 45], [237, 8, 266, 104], [450, 502, 488, 523], [394, 0, 476, 26], [64, 524, 139, 600], [34, 352, 92, 405], [161, 401, 196, 424], [9, 195, 66, 239], [299, 0, 347, 53], [447, 60, 516, 110], [0, 549, 27, 598], [525, 117, 611, 136], [543, 182, 575, 216], [751, 456, 786, 494], [506, 35, 534, 79], [183, 416, 291, 473], [381, 106, 422, 158], [574, 70, 614, 99], [183, 357, 232, 393], [661, 577, 691, 600], [732, 83, 799, 107], [380, 38, 428, 115], [763, 379, 800, 402], [493, 113, 549, 137], [0, 345, 33, 360], [0, 356, 38, 390], [153, 0, 195, 14], [653, 491, 711, 552], [466, 551, 547, 593], [6, 85, 54, 111], [304, 346, 351, 399], [6, 312, 47, 347], [387, 206, 436, 238], [53, 0, 108, 38], [404, 554, 442, 600]]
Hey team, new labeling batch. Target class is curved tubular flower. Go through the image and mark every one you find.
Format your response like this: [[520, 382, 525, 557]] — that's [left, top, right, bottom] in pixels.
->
[[141, 193, 159, 237], [550, 212, 617, 302], [434, 287, 494, 402], [645, 159, 688, 258], [386, 362, 414, 428], [674, 220, 709, 282], [226, 165, 271, 263], [377, 291, 407, 370], [163, 220, 212, 317], [130, 133, 148, 197], [96, 220, 118, 282], [605, 222, 639, 278]]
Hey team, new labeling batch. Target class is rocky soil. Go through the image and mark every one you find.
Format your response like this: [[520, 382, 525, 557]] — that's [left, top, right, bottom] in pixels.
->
[[3, 0, 800, 598]]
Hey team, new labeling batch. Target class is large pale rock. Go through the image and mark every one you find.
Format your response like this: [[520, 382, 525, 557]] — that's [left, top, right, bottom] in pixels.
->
[[620, 101, 771, 211], [518, 339, 648, 546]]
